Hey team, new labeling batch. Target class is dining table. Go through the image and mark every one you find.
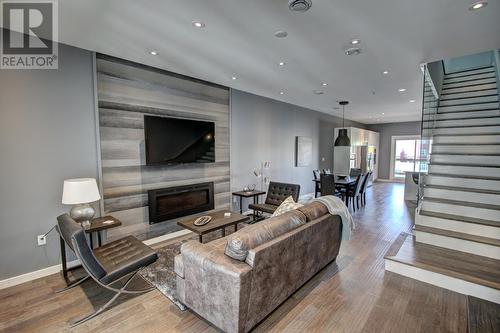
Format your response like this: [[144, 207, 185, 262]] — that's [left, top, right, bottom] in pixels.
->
[[312, 175, 357, 198]]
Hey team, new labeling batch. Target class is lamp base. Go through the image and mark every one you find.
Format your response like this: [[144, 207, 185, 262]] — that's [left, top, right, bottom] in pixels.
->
[[70, 203, 95, 229]]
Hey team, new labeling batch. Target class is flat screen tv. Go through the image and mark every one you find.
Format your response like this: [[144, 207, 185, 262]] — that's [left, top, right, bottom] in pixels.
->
[[144, 115, 215, 165]]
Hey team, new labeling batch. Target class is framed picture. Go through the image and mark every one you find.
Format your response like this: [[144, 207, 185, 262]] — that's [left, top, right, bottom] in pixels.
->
[[295, 136, 312, 167]]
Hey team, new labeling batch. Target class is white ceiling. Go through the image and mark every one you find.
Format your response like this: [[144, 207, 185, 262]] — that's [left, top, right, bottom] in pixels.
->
[[14, 0, 500, 123]]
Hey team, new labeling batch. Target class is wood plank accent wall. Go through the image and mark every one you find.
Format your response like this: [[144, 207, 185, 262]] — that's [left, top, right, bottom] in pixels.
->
[[96, 55, 230, 239]]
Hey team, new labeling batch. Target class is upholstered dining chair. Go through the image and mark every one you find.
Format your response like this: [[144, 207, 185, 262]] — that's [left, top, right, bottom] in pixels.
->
[[346, 173, 364, 211], [359, 171, 372, 206], [323, 168, 332, 175], [320, 174, 344, 200], [56, 214, 158, 326], [313, 170, 321, 197], [349, 168, 362, 177]]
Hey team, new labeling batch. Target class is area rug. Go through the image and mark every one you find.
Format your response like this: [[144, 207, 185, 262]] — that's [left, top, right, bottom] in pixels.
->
[[139, 235, 197, 311]]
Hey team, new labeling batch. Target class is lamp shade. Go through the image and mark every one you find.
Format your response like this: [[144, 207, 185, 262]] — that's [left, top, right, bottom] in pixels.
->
[[62, 178, 101, 205], [334, 128, 351, 146]]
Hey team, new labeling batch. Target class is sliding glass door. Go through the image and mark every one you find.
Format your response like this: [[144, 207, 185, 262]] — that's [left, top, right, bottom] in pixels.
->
[[390, 135, 423, 179]]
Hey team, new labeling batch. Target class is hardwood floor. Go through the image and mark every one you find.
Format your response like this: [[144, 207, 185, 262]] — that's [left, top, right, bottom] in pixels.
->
[[0, 183, 468, 333]]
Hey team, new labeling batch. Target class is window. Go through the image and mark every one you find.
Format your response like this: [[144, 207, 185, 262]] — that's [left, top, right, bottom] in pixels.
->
[[390, 135, 423, 179]]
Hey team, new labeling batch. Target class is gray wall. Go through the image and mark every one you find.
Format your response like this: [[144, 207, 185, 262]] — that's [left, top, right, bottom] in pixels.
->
[[0, 43, 98, 280], [230, 89, 364, 210], [368, 121, 421, 180]]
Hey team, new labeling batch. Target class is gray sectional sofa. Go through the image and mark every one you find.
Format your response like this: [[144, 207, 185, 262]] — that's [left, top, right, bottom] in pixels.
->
[[174, 201, 343, 333]]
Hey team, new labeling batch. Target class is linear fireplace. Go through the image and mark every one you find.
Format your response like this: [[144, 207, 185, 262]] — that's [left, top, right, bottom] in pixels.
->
[[148, 182, 214, 224]]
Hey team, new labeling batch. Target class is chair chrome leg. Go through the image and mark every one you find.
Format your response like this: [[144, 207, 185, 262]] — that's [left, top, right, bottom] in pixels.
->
[[70, 288, 122, 327], [55, 275, 90, 293], [69, 272, 154, 327]]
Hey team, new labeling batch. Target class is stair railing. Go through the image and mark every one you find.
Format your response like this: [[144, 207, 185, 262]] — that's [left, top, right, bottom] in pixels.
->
[[416, 63, 441, 208]]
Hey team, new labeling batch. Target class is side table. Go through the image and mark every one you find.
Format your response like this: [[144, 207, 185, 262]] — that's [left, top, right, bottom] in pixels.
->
[[231, 190, 266, 214], [60, 216, 122, 286]]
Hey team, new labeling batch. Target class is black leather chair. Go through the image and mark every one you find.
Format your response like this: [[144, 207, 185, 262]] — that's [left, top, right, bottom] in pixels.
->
[[249, 182, 300, 218], [346, 174, 364, 211], [360, 171, 372, 206], [56, 214, 158, 326], [349, 168, 362, 177], [313, 170, 321, 197]]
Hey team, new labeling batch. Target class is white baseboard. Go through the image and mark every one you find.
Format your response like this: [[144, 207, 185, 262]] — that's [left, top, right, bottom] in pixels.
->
[[0, 259, 80, 290], [385, 259, 500, 304], [0, 230, 195, 290]]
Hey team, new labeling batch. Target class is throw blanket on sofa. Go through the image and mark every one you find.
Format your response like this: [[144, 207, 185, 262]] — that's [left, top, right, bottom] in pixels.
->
[[312, 195, 355, 240]]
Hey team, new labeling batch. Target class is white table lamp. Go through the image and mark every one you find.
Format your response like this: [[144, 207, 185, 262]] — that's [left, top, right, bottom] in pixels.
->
[[62, 178, 101, 228]]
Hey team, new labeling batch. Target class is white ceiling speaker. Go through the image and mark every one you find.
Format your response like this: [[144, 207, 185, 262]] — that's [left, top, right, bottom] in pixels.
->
[[288, 0, 312, 12]]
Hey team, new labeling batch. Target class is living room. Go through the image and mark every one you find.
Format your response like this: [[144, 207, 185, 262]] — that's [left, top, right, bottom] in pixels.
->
[[1, 1, 499, 332]]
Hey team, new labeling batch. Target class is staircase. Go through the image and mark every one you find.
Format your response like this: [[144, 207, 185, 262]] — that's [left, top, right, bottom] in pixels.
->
[[385, 64, 500, 304]]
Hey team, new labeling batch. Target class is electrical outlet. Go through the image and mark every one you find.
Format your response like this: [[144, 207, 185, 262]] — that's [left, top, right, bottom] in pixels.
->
[[37, 235, 47, 246]]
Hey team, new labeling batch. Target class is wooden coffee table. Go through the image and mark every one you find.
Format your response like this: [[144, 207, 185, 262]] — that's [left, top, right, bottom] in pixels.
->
[[177, 211, 250, 243]]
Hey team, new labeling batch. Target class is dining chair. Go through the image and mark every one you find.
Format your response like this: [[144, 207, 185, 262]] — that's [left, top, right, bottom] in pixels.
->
[[359, 171, 372, 206], [349, 168, 362, 177], [313, 170, 321, 197], [346, 173, 364, 211], [323, 168, 332, 175]]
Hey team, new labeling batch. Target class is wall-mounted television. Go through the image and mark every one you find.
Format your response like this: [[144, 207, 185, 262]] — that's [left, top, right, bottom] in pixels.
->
[[144, 115, 215, 165]]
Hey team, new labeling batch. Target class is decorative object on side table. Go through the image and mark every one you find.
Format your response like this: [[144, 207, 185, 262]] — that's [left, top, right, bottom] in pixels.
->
[[62, 178, 101, 229]]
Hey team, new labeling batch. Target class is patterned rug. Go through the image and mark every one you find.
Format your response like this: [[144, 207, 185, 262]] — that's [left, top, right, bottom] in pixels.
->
[[139, 235, 197, 311]]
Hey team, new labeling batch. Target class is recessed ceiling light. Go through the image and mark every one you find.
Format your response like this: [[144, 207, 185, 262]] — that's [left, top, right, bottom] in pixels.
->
[[469, 1, 487, 10], [231, 76, 237, 80], [279, 91, 284, 95], [149, 50, 159, 56], [382, 113, 385, 115], [376, 118, 381, 121], [274, 31, 288, 38], [382, 70, 389, 75], [313, 90, 324, 95], [351, 39, 361, 45], [192, 21, 205, 28], [398, 88, 406, 92], [409, 99, 416, 103], [322, 82, 328, 86], [279, 61, 286, 66], [345, 47, 361, 56]]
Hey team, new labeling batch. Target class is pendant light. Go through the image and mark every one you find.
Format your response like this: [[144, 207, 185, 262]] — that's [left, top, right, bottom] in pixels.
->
[[334, 101, 351, 146]]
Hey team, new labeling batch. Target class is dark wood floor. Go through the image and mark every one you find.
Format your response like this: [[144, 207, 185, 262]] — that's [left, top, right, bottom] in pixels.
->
[[0, 183, 468, 333]]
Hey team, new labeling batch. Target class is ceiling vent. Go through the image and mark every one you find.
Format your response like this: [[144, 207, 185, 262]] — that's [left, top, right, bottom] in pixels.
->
[[345, 47, 361, 56], [288, 0, 312, 12]]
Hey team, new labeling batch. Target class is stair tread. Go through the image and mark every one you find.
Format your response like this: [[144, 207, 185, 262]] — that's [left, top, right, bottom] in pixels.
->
[[444, 65, 494, 75], [424, 197, 500, 211], [414, 225, 500, 247], [385, 233, 500, 290], [441, 88, 498, 96], [428, 172, 500, 181], [419, 210, 500, 227], [443, 75, 497, 85], [467, 296, 500, 333], [425, 184, 500, 195]]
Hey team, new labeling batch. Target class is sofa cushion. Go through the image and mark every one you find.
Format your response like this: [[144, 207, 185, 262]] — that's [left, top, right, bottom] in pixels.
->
[[174, 254, 184, 278], [297, 201, 329, 222], [272, 196, 303, 217], [224, 210, 306, 261]]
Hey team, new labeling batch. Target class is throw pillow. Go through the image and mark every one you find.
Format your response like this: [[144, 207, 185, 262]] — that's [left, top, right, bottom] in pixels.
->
[[272, 196, 303, 217]]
